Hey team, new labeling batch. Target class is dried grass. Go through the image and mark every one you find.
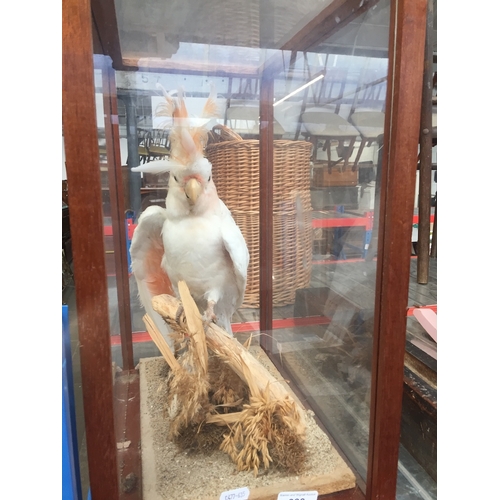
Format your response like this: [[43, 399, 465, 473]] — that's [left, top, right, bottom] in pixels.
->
[[166, 346, 211, 439], [172, 422, 227, 454], [220, 384, 306, 476], [148, 281, 307, 476], [208, 356, 248, 412]]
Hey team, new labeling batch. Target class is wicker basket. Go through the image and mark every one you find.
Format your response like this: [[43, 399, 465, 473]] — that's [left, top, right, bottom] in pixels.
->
[[206, 126, 313, 308]]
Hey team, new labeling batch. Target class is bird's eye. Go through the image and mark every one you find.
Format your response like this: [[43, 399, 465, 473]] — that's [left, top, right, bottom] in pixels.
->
[[173, 175, 178, 182], [208, 176, 211, 182]]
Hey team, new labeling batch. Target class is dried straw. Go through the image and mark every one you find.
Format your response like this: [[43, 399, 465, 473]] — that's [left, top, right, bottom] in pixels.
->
[[147, 282, 307, 474]]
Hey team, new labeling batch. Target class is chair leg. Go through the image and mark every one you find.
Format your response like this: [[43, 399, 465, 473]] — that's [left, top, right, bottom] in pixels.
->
[[325, 139, 333, 172], [342, 137, 356, 171], [353, 138, 367, 170]]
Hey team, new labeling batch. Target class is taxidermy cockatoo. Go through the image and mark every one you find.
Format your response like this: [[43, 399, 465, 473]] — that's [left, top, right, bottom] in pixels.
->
[[129, 85, 249, 351]]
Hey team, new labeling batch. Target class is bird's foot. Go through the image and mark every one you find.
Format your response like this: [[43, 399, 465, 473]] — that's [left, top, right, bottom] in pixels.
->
[[202, 300, 217, 331], [174, 305, 191, 341], [175, 304, 185, 324]]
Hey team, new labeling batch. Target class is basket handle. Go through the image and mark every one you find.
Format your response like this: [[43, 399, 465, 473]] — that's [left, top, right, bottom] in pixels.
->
[[212, 124, 243, 142]]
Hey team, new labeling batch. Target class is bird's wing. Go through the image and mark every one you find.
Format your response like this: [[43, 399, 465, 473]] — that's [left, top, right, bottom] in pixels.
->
[[219, 200, 250, 309], [130, 205, 175, 350]]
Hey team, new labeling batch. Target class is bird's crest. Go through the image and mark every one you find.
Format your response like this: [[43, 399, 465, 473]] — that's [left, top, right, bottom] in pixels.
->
[[155, 83, 218, 167], [132, 84, 218, 174]]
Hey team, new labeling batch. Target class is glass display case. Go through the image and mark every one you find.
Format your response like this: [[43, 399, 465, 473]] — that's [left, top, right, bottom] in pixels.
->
[[62, 0, 434, 498]]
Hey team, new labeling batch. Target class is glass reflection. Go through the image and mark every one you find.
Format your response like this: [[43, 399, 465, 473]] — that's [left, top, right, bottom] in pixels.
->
[[92, 0, 435, 497]]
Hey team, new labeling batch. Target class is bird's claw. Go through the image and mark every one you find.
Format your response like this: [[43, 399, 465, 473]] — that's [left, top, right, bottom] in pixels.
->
[[202, 301, 217, 331], [175, 305, 185, 324], [202, 311, 216, 331]]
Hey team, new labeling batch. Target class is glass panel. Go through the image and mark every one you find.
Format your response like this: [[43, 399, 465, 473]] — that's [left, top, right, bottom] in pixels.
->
[[268, 50, 388, 481], [110, 1, 389, 488], [93, 0, 424, 497], [61, 200, 90, 499], [94, 69, 124, 352], [94, 61, 166, 369], [116, 0, 334, 56]]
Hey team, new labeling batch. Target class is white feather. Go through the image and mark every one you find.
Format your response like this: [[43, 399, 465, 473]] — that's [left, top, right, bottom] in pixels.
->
[[131, 159, 183, 174], [130, 84, 249, 338], [130, 206, 175, 350]]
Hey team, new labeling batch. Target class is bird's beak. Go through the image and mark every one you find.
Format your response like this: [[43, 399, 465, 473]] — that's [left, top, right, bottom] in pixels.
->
[[185, 178, 202, 205]]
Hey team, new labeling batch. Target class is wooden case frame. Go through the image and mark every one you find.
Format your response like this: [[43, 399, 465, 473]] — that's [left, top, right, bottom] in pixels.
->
[[62, 0, 428, 498]]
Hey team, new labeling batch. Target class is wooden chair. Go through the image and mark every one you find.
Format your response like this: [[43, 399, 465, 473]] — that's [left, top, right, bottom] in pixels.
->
[[137, 128, 150, 164], [226, 104, 285, 138], [300, 106, 360, 172], [146, 128, 170, 161], [349, 110, 385, 167], [346, 69, 387, 168], [138, 129, 171, 188]]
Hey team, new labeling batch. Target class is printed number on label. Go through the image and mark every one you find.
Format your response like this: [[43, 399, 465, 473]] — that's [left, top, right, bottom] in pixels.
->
[[219, 486, 250, 500]]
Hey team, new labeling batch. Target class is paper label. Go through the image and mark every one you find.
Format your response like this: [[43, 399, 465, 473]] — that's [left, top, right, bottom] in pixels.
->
[[219, 486, 250, 500], [277, 492, 319, 500]]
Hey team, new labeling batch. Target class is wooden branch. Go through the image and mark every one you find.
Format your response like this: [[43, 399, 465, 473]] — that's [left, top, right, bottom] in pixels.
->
[[143, 314, 181, 372], [177, 281, 208, 376], [150, 291, 306, 434]]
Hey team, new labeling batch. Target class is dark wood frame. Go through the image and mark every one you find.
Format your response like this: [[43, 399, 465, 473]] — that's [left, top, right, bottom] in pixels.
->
[[97, 54, 135, 370], [416, 0, 435, 283], [62, 0, 120, 497], [281, 0, 380, 52], [62, 0, 428, 498], [259, 71, 275, 346], [366, 0, 427, 497]]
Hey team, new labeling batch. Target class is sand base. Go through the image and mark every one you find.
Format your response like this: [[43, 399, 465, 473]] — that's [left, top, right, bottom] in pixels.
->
[[139, 349, 356, 500]]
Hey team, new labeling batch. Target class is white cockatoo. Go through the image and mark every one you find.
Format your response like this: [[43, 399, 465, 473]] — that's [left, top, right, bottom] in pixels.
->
[[129, 85, 249, 350]]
